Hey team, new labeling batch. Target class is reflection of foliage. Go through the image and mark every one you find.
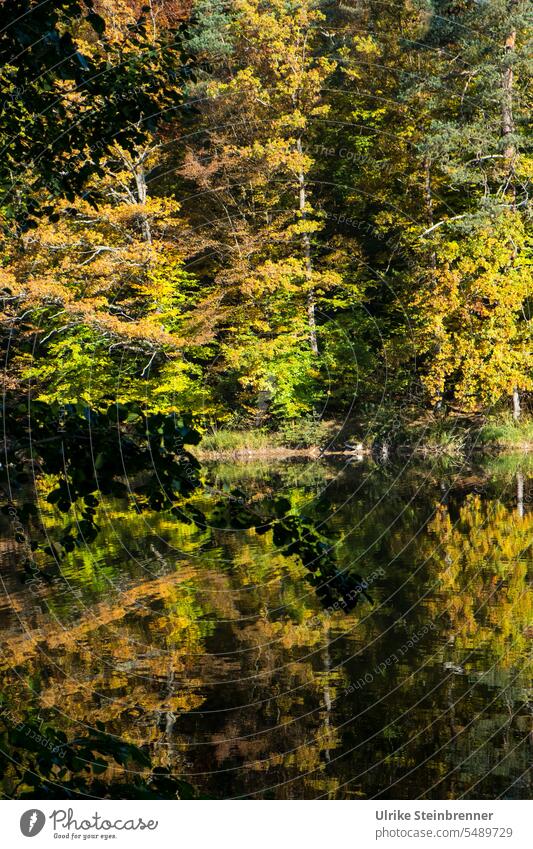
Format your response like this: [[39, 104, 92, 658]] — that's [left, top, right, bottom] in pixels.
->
[[481, 451, 533, 481], [426, 495, 532, 673], [1, 456, 531, 799], [2, 400, 201, 573], [4, 399, 373, 615], [0, 706, 197, 799], [206, 489, 373, 612]]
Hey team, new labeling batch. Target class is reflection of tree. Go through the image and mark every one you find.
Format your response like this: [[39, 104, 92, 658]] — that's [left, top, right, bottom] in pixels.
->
[[0, 704, 197, 799], [0, 496, 348, 797], [426, 495, 532, 674], [1, 462, 531, 799], [418, 495, 532, 798]]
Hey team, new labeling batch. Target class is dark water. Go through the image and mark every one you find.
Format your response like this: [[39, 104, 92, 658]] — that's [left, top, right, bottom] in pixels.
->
[[1, 455, 531, 799]]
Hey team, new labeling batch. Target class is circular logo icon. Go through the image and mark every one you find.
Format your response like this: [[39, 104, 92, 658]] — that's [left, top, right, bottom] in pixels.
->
[[20, 809, 46, 837]]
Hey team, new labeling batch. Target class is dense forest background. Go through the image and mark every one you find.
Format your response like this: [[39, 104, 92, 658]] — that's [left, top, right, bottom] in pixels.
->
[[1, 0, 531, 445]]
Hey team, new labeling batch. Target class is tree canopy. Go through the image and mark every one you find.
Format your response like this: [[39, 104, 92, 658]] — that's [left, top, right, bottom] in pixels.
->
[[0, 0, 531, 427]]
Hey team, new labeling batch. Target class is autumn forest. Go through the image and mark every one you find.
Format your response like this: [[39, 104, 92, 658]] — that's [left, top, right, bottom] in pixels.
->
[[1, 0, 531, 437]]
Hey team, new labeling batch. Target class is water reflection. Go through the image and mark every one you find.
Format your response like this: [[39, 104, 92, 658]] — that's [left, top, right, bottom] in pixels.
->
[[0, 458, 531, 799]]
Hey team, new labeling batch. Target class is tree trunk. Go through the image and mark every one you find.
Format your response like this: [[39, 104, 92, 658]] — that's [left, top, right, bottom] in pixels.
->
[[501, 28, 516, 167], [512, 386, 521, 421], [502, 23, 519, 417], [135, 164, 152, 245], [296, 137, 318, 354]]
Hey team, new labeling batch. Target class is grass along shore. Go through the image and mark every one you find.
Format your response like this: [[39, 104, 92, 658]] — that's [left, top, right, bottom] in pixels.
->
[[194, 415, 533, 460]]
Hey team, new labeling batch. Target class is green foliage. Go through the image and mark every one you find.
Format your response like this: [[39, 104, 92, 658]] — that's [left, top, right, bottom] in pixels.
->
[[197, 428, 274, 454], [277, 415, 332, 448], [478, 415, 533, 448], [187, 0, 234, 59], [22, 324, 208, 413]]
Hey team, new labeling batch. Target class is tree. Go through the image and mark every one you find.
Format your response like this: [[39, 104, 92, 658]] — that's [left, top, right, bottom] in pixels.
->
[[0, 0, 183, 221], [179, 0, 366, 420]]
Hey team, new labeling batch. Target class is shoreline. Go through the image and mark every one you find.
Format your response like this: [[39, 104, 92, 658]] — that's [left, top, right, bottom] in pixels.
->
[[196, 443, 533, 462], [195, 416, 533, 461]]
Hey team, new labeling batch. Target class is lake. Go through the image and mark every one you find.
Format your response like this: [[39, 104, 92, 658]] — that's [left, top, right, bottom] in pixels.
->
[[0, 454, 531, 799]]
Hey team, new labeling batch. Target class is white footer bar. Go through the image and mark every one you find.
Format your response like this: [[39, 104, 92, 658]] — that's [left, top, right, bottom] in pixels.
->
[[2, 799, 530, 848]]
